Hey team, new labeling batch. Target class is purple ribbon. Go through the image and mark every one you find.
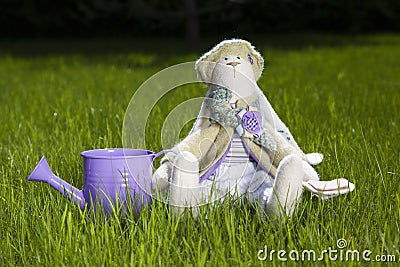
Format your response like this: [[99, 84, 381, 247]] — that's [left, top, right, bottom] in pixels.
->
[[237, 109, 262, 137], [247, 53, 254, 64]]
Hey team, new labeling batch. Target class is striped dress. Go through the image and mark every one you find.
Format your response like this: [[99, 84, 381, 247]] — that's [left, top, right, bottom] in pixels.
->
[[224, 132, 255, 164]]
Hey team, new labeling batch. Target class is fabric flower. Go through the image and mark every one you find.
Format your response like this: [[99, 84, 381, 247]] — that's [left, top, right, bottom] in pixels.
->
[[237, 110, 262, 137]]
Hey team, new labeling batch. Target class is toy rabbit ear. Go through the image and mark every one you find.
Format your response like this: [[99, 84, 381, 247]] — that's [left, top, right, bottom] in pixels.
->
[[195, 59, 216, 83]]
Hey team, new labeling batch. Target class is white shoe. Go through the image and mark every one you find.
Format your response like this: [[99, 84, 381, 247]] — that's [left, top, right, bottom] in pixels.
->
[[302, 178, 355, 200]]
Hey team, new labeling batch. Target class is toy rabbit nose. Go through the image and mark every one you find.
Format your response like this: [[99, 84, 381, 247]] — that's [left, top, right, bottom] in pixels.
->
[[227, 61, 240, 67]]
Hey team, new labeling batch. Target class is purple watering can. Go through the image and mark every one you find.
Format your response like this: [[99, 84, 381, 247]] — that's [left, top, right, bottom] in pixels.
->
[[27, 148, 169, 215]]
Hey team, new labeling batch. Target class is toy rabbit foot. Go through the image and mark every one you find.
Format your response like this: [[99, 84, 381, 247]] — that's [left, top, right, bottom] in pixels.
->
[[265, 154, 304, 219], [303, 178, 355, 200], [169, 151, 201, 218]]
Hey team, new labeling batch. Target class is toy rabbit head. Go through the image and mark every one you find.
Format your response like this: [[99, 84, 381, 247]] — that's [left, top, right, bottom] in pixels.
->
[[195, 39, 264, 85]]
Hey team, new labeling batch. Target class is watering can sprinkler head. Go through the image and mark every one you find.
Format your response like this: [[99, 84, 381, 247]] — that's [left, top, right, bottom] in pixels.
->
[[27, 156, 86, 209]]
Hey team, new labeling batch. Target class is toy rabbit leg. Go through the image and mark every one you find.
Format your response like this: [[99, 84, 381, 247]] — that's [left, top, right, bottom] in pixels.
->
[[265, 154, 304, 218], [169, 151, 201, 218]]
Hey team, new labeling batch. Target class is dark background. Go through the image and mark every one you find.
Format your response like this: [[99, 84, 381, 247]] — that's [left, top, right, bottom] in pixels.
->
[[1, 0, 399, 49]]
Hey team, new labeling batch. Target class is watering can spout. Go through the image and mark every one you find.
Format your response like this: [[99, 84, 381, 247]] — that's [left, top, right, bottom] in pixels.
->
[[27, 156, 85, 210]]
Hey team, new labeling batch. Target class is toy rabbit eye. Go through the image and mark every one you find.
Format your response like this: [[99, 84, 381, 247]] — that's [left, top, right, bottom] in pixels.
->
[[237, 56, 240, 59], [224, 57, 228, 60]]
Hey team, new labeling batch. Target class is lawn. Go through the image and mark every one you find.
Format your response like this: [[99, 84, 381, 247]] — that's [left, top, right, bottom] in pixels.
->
[[0, 34, 399, 266]]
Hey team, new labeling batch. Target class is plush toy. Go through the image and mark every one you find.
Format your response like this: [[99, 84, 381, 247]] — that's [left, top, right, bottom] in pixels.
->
[[153, 39, 354, 218]]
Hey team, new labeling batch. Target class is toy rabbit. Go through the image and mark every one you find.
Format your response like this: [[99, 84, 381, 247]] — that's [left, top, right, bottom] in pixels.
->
[[153, 39, 354, 218]]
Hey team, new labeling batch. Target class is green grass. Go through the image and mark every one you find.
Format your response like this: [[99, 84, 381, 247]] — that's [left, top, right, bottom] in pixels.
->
[[1, 34, 400, 266]]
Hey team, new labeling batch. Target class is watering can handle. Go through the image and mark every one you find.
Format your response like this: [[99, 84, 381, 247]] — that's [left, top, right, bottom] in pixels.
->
[[153, 149, 177, 160]]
